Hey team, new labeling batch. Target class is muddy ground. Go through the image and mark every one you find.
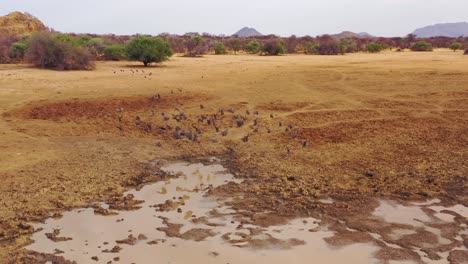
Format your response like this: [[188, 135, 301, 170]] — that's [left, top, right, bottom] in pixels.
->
[[0, 51, 467, 263]]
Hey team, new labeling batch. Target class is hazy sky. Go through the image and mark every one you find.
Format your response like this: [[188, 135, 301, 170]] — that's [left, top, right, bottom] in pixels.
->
[[1, 0, 467, 37]]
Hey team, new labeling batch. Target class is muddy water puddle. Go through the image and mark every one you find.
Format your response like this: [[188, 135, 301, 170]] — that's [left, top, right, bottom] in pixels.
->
[[25, 161, 467, 264], [372, 199, 467, 263], [26, 161, 381, 264]]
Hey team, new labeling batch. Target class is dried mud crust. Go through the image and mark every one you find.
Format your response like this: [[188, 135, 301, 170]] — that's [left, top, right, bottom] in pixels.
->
[[3, 91, 468, 263]]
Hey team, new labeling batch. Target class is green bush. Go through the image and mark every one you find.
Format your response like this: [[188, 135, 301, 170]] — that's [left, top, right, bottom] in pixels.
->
[[127, 36, 173, 66], [26, 32, 95, 70], [410, 41, 433, 52], [366, 42, 385, 53], [85, 38, 105, 60], [246, 40, 260, 53], [449, 42, 462, 52], [185, 35, 208, 57], [304, 42, 320, 54], [213, 42, 226, 54], [340, 39, 358, 53], [261, 39, 285, 55], [104, 44, 127, 60], [10, 41, 28, 60]]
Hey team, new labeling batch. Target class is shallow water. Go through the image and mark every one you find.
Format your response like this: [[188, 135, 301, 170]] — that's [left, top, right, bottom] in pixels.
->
[[26, 161, 379, 264], [373, 199, 468, 263]]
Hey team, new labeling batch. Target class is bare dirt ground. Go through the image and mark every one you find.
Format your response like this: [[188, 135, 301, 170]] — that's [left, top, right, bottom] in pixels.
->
[[0, 51, 467, 263]]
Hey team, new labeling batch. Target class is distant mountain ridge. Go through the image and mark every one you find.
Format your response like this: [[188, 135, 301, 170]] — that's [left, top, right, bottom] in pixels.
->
[[332, 31, 374, 39], [233, 27, 263, 37], [0, 11, 46, 35], [412, 22, 468, 37]]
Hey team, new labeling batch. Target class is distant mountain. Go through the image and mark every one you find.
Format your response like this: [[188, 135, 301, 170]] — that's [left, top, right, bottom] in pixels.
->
[[332, 31, 374, 39], [412, 22, 468, 38], [233, 27, 263, 37], [0, 11, 46, 35]]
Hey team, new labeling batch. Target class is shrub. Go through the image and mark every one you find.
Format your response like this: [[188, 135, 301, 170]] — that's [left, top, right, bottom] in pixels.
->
[[10, 41, 28, 60], [185, 35, 207, 57], [227, 38, 242, 54], [304, 42, 320, 54], [85, 38, 106, 60], [366, 42, 385, 53], [449, 42, 462, 52], [317, 35, 341, 55], [26, 32, 95, 70], [104, 44, 127, 60], [465, 49, 468, 55], [0, 34, 19, 63], [127, 36, 173, 66], [246, 40, 260, 53], [261, 39, 285, 55], [340, 39, 358, 53], [213, 42, 226, 54], [410, 41, 433, 52]]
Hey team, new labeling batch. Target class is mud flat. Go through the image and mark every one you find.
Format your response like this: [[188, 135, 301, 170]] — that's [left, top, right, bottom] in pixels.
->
[[23, 160, 467, 264], [25, 160, 380, 264]]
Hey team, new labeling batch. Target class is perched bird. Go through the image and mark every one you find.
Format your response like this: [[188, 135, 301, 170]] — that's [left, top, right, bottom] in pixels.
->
[[301, 140, 308, 148], [144, 124, 152, 132], [200, 104, 205, 109], [270, 114, 274, 118]]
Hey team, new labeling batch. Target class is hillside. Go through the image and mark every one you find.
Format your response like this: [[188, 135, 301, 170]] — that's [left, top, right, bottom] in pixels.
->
[[332, 31, 374, 39], [233, 27, 263, 37], [0, 11, 46, 35], [412, 22, 468, 37]]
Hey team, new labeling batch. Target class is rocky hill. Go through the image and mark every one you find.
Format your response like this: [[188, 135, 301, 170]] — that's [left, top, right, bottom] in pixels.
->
[[332, 31, 374, 39], [233, 27, 263, 37], [412, 22, 468, 38], [0, 11, 47, 35]]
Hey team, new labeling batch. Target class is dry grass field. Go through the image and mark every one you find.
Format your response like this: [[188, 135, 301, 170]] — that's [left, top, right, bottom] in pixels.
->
[[0, 51, 467, 262]]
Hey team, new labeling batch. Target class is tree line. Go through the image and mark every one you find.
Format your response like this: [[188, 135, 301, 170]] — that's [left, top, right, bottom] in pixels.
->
[[0, 31, 467, 70]]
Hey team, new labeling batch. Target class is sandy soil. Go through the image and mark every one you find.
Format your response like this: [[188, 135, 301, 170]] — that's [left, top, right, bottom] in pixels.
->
[[0, 51, 467, 263]]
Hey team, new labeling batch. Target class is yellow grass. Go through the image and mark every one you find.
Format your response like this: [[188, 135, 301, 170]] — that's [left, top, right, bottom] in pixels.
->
[[0, 51, 467, 261]]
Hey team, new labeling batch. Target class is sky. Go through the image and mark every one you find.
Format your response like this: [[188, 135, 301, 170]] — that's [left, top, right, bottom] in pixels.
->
[[1, 0, 467, 37]]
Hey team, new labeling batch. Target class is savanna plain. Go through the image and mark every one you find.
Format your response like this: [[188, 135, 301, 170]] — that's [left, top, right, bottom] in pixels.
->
[[0, 51, 467, 263]]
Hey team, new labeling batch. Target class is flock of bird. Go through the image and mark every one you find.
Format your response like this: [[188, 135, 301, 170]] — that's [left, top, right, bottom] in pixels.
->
[[112, 68, 309, 154], [113, 68, 153, 79]]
